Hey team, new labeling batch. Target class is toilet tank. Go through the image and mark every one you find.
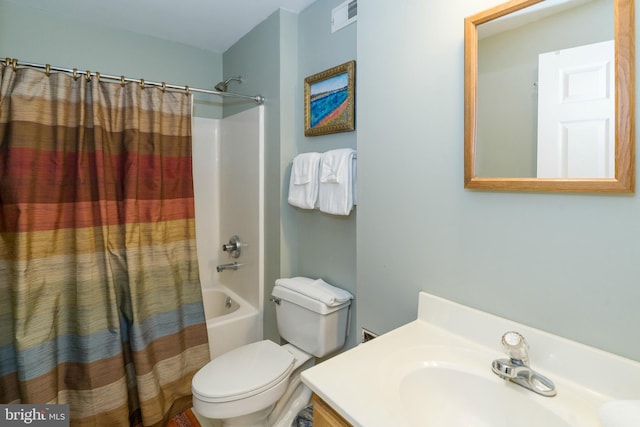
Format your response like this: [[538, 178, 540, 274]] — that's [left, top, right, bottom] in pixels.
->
[[272, 285, 351, 358]]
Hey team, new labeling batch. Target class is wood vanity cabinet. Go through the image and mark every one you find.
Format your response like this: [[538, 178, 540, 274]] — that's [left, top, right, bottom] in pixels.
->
[[312, 393, 353, 427]]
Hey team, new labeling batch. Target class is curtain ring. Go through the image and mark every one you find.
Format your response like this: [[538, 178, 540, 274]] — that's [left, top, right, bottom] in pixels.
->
[[140, 78, 145, 89], [185, 85, 190, 95], [5, 57, 10, 67], [45, 64, 51, 76], [161, 82, 166, 92], [85, 70, 92, 82], [120, 76, 125, 87], [73, 68, 78, 80], [95, 72, 101, 82], [12, 59, 17, 71]]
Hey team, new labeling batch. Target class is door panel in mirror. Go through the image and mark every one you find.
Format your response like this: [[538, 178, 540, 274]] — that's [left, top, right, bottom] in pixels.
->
[[536, 40, 615, 178]]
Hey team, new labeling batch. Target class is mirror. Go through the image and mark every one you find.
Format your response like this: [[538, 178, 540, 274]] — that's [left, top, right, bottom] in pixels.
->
[[464, 0, 635, 192]]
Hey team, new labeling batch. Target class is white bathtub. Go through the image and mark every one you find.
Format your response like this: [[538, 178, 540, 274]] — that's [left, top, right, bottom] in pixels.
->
[[200, 286, 261, 360]]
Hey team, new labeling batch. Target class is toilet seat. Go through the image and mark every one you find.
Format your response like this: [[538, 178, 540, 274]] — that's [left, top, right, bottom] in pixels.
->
[[192, 340, 295, 403]]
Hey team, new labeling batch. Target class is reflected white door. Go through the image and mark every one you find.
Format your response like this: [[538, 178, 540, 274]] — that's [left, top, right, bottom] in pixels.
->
[[536, 40, 614, 178]]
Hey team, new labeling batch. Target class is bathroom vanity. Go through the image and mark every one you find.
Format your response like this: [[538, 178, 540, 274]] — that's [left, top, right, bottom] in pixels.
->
[[311, 393, 352, 427], [301, 292, 640, 426]]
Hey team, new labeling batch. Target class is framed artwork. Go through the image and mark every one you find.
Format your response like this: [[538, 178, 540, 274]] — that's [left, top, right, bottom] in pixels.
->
[[304, 60, 355, 136]]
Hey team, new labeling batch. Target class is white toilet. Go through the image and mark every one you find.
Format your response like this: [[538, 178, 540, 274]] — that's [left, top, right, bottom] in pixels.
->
[[192, 280, 352, 427]]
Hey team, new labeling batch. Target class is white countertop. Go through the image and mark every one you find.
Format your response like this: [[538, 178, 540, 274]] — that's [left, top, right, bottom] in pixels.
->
[[303, 319, 454, 426], [301, 292, 640, 427]]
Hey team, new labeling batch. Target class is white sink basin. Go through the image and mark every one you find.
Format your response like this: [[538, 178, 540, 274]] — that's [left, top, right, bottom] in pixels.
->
[[379, 345, 576, 427], [400, 368, 570, 427]]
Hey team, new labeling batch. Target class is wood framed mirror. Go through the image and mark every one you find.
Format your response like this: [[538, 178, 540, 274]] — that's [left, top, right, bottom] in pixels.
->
[[464, 0, 635, 192]]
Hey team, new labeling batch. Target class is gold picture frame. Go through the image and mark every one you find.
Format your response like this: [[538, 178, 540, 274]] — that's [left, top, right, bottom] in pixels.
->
[[304, 60, 355, 136]]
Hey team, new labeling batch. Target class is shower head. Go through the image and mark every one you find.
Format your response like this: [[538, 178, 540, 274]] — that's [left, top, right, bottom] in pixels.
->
[[214, 76, 242, 92]]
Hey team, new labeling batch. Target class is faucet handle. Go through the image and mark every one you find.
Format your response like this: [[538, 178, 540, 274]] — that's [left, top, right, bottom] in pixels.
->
[[222, 235, 243, 258], [501, 331, 529, 365]]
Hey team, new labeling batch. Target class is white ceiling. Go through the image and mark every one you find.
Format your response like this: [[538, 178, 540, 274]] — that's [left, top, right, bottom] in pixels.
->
[[8, 0, 319, 54]]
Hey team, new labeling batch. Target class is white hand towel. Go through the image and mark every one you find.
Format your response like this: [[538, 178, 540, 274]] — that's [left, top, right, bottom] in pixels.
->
[[318, 148, 356, 215], [599, 401, 640, 427], [275, 277, 353, 307], [288, 152, 321, 209]]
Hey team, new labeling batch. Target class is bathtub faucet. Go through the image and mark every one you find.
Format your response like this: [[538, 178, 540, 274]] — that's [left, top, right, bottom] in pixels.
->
[[216, 262, 242, 272]]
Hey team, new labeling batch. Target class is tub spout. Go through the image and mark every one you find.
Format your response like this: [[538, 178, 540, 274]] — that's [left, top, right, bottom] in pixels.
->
[[216, 262, 242, 272]]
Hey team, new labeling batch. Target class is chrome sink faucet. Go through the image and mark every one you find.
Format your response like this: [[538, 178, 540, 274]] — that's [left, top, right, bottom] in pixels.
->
[[491, 331, 557, 397]]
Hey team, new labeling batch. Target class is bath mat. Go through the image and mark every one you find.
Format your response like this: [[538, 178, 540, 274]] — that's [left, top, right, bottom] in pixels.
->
[[292, 403, 313, 427], [166, 408, 202, 427]]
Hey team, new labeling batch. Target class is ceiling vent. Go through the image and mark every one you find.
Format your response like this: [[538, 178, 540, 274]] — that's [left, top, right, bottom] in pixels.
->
[[331, 0, 357, 33]]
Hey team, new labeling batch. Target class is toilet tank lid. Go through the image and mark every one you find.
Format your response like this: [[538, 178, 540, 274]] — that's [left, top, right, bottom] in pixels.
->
[[272, 285, 351, 315]]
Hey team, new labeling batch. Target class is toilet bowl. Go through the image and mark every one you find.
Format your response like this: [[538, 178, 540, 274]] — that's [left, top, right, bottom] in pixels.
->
[[192, 278, 352, 427]]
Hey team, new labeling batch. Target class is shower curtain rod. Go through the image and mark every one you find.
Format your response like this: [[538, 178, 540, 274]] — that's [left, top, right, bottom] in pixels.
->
[[2, 57, 265, 105]]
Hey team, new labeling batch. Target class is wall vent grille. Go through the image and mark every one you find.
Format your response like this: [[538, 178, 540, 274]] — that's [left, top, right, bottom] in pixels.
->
[[348, 0, 357, 20], [332, 0, 357, 33]]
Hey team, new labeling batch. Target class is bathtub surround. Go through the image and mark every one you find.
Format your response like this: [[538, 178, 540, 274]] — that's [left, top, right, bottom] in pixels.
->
[[193, 109, 265, 307], [199, 287, 261, 360], [192, 109, 265, 360], [0, 63, 209, 425]]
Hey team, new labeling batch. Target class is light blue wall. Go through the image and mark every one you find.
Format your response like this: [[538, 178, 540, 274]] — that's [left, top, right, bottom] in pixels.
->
[[358, 0, 640, 361], [293, 0, 358, 348], [223, 1, 358, 347], [222, 9, 300, 343], [0, 0, 223, 118]]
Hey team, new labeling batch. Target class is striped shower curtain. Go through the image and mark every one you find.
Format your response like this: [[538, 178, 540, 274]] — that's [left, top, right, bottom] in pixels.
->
[[0, 63, 210, 426]]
